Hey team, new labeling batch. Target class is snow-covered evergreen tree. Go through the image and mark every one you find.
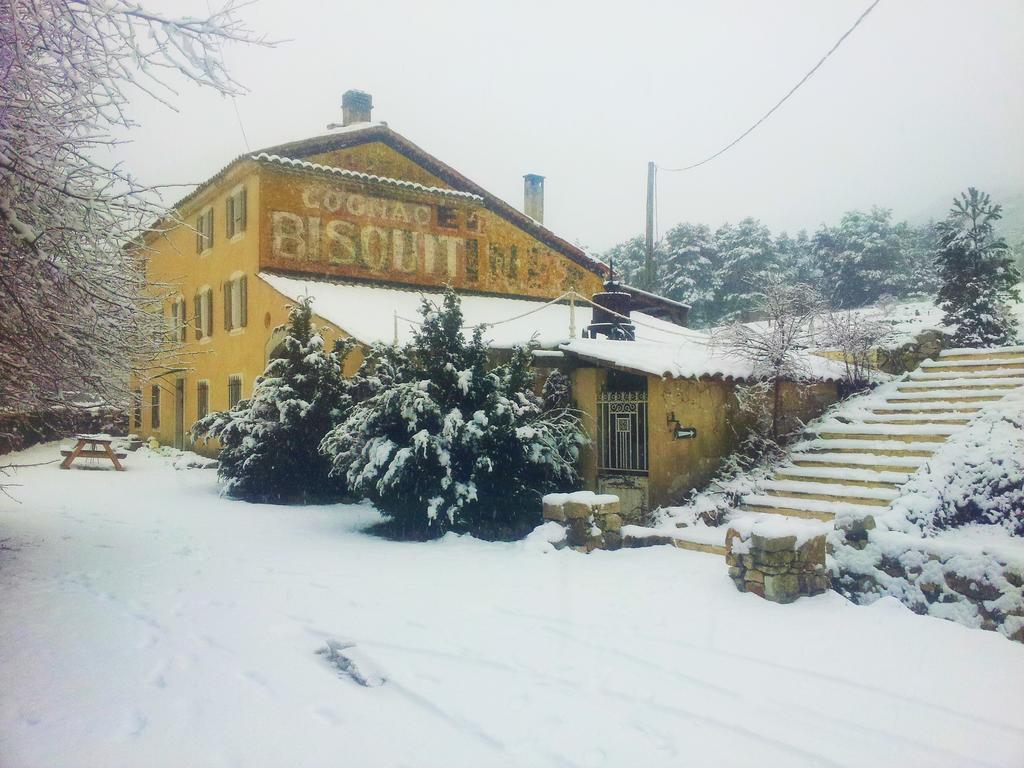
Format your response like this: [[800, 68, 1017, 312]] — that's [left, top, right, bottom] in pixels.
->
[[660, 222, 719, 325], [813, 208, 903, 309], [321, 289, 585, 540], [192, 298, 353, 503], [935, 188, 1021, 347], [602, 235, 662, 287], [714, 218, 777, 322]]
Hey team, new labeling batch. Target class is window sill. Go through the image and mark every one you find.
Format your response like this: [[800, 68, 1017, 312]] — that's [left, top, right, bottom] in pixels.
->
[[199, 336, 212, 345], [229, 327, 246, 336], [229, 232, 246, 244]]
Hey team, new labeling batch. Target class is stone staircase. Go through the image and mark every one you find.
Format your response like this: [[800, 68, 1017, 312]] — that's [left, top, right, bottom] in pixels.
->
[[737, 346, 1024, 526]]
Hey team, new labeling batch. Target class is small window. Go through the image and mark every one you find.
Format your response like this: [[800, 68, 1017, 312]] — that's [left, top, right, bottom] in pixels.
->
[[226, 188, 247, 238], [437, 206, 458, 229], [168, 296, 186, 342], [228, 375, 242, 408], [133, 388, 142, 429], [196, 208, 214, 253], [151, 385, 161, 428], [224, 274, 248, 331], [197, 381, 209, 420], [194, 287, 213, 340]]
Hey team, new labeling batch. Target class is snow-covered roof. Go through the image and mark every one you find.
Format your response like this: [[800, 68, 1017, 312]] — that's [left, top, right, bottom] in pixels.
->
[[262, 272, 850, 382], [252, 153, 484, 202], [261, 271, 599, 349], [558, 337, 849, 383]]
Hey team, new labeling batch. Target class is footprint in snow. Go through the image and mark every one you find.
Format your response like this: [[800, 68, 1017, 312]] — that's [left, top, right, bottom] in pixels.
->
[[317, 639, 386, 688]]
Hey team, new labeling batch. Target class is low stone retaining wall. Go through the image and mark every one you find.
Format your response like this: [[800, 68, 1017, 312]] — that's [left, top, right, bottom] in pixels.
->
[[542, 492, 624, 552], [831, 521, 1024, 643], [726, 517, 831, 603]]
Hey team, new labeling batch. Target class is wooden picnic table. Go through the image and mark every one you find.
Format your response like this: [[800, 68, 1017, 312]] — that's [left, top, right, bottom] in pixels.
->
[[60, 434, 126, 471]]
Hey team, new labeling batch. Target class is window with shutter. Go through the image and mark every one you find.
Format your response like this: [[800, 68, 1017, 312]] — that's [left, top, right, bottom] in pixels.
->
[[228, 375, 242, 408], [194, 294, 203, 340], [197, 381, 209, 420], [133, 389, 142, 429], [151, 385, 161, 428], [239, 275, 247, 327], [238, 189, 247, 232], [226, 196, 235, 238], [224, 281, 233, 331], [206, 209, 214, 250], [177, 298, 186, 342], [204, 288, 213, 337]]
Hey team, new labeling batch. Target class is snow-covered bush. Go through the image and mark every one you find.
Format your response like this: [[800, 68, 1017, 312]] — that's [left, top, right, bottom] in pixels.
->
[[321, 289, 585, 540], [935, 188, 1021, 347], [541, 370, 572, 411], [192, 298, 353, 503], [891, 401, 1024, 537]]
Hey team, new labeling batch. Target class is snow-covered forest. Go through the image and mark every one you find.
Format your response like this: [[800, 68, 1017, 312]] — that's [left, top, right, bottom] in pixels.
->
[[604, 203, 1024, 326]]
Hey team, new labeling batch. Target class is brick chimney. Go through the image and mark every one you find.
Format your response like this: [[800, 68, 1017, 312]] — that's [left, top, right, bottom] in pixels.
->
[[341, 90, 373, 126], [523, 174, 544, 224]]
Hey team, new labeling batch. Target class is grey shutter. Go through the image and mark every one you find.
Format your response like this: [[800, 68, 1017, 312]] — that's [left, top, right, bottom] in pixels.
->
[[205, 289, 213, 337], [206, 210, 214, 249], [239, 275, 247, 327], [239, 189, 247, 232], [196, 217, 202, 253], [194, 294, 202, 340], [226, 196, 234, 238], [224, 281, 232, 331]]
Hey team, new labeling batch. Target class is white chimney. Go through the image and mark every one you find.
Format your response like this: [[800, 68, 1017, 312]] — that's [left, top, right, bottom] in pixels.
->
[[523, 174, 544, 224], [341, 90, 373, 126]]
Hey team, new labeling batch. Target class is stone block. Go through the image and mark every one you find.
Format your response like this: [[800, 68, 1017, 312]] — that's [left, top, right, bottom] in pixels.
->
[[602, 531, 622, 551], [746, 569, 765, 585], [542, 501, 566, 522], [944, 573, 1001, 603], [591, 499, 620, 517], [728, 565, 744, 580], [751, 533, 797, 553], [598, 513, 623, 533], [757, 550, 795, 568], [763, 573, 800, 603], [796, 535, 826, 567], [566, 518, 592, 547], [564, 501, 592, 520], [746, 581, 766, 598], [1004, 570, 1023, 589]]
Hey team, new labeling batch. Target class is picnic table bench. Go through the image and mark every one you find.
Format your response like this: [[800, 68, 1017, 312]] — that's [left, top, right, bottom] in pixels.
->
[[60, 434, 126, 471]]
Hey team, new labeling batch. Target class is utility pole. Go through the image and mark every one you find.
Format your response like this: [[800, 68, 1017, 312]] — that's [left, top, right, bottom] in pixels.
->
[[645, 161, 656, 290]]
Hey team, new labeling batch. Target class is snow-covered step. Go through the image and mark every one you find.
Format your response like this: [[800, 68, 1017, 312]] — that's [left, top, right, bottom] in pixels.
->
[[740, 494, 887, 521], [801, 438, 943, 456], [883, 389, 1008, 402], [813, 422, 958, 440], [758, 479, 899, 503], [896, 377, 1023, 391], [920, 357, 1024, 371], [790, 452, 928, 471], [859, 412, 971, 425], [775, 465, 911, 488], [938, 345, 1024, 360], [870, 401, 983, 413], [908, 368, 1024, 381]]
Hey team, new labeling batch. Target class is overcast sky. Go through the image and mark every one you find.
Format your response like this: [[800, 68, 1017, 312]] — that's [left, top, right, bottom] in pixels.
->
[[118, 0, 1024, 251]]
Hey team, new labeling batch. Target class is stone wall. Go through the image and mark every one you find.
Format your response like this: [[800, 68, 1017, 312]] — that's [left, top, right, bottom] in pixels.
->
[[831, 522, 1024, 644], [726, 520, 830, 603], [542, 491, 624, 553]]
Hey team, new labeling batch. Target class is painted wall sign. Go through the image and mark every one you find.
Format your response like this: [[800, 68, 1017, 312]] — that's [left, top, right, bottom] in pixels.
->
[[259, 169, 598, 298], [674, 426, 698, 440]]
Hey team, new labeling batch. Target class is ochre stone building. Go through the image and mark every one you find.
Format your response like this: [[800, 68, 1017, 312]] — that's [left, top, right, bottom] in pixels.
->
[[136, 90, 842, 516]]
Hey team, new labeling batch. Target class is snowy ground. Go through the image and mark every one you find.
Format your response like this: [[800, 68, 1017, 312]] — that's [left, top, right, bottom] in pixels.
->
[[1, 447, 1023, 768]]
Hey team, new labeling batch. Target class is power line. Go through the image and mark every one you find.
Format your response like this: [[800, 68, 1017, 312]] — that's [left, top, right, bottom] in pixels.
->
[[658, 0, 882, 174]]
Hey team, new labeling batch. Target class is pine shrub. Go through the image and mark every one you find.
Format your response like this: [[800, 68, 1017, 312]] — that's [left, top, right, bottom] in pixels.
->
[[192, 297, 354, 503], [321, 289, 585, 540]]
